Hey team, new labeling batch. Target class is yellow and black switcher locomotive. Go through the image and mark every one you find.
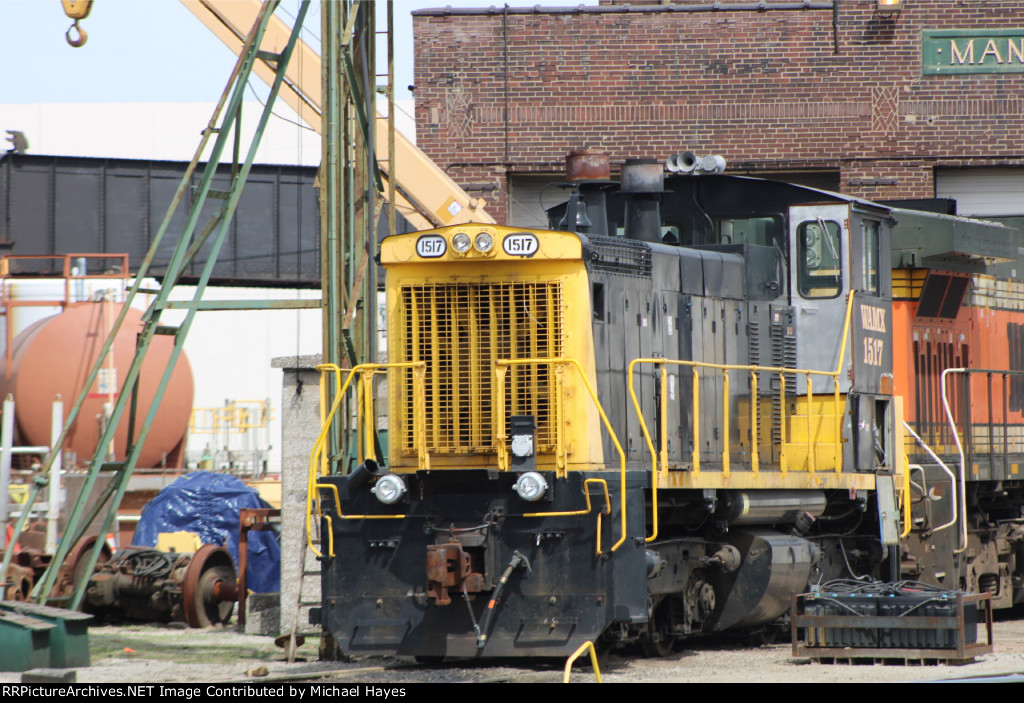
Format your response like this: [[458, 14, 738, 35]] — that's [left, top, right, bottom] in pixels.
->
[[310, 152, 1024, 658]]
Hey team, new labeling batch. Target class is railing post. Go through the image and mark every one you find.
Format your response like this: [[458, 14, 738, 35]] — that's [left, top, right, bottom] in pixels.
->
[[47, 396, 63, 555], [806, 372, 815, 480], [555, 362, 566, 476], [1003, 373, 1011, 459], [779, 373, 788, 476], [722, 370, 730, 476], [833, 374, 842, 473], [362, 369, 377, 462], [413, 364, 429, 471], [355, 372, 365, 461], [659, 364, 668, 476], [495, 364, 508, 472], [692, 366, 701, 475], [986, 372, 995, 473], [0, 394, 14, 525], [317, 366, 330, 476], [749, 370, 759, 475]]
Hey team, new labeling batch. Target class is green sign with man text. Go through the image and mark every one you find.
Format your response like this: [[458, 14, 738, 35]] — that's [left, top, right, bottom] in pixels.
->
[[923, 29, 1024, 74]]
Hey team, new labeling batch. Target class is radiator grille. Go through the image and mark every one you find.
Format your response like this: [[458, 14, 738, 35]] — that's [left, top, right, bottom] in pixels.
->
[[398, 281, 564, 455]]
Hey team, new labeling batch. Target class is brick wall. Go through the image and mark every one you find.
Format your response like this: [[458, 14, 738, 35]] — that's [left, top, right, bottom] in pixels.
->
[[413, 2, 1024, 224]]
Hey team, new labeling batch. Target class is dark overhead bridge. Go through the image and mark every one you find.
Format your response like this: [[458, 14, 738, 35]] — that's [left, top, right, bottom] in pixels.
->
[[0, 153, 326, 287]]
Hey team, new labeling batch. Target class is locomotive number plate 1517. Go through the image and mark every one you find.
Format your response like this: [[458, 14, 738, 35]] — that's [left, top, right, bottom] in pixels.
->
[[503, 232, 539, 257], [416, 234, 447, 258]]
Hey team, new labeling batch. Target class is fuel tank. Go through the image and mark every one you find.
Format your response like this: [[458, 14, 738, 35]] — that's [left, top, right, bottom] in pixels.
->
[[0, 302, 193, 468]]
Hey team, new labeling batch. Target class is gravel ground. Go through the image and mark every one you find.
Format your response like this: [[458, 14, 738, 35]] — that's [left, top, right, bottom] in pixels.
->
[[3, 617, 1024, 684]]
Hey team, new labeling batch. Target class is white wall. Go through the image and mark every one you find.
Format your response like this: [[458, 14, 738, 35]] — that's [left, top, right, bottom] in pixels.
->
[[158, 285, 323, 475], [1, 99, 416, 165]]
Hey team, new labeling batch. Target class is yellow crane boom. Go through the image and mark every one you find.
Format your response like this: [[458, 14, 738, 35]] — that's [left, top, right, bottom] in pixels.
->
[[180, 0, 495, 230]]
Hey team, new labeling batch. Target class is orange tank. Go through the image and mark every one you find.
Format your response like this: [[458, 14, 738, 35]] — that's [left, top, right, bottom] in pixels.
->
[[0, 303, 193, 469]]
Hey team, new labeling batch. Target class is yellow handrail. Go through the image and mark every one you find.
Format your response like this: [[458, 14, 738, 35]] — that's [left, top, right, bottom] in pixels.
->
[[322, 514, 334, 557], [629, 358, 843, 472], [629, 359, 843, 543], [495, 357, 630, 553], [563, 640, 603, 683], [316, 481, 407, 523], [524, 478, 611, 555], [306, 362, 425, 558], [629, 292, 857, 544]]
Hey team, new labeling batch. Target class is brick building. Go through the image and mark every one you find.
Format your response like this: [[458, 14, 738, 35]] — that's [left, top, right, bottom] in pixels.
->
[[412, 1, 1024, 228]]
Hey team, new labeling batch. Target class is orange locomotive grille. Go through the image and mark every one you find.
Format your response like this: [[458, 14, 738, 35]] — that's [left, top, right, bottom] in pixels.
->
[[398, 281, 564, 455]]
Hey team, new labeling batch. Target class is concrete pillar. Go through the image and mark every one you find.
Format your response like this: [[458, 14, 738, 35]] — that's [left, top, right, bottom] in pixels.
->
[[270, 354, 323, 637]]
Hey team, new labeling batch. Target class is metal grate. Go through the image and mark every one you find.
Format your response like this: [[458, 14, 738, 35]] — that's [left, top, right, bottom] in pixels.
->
[[770, 309, 798, 450], [397, 281, 564, 455], [586, 235, 652, 277]]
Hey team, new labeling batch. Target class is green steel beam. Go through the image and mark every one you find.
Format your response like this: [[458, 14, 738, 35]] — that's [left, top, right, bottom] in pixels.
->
[[323, 1, 384, 474], [161, 299, 322, 311], [7, 4, 279, 583], [32, 0, 313, 607]]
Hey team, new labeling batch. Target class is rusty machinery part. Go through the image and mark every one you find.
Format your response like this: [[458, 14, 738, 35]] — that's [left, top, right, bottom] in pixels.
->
[[3, 562, 35, 601], [2, 522, 44, 601], [83, 544, 236, 627], [182, 544, 238, 628], [425, 541, 484, 606], [84, 547, 187, 622], [3, 532, 110, 603], [51, 534, 112, 602], [61, 0, 92, 47]]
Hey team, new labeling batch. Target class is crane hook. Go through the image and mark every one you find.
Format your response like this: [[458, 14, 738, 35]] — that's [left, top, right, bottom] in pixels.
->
[[61, 0, 93, 48], [65, 20, 88, 48]]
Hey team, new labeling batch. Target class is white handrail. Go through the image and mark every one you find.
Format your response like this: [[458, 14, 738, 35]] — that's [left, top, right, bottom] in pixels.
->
[[940, 368, 968, 555], [902, 421, 958, 538]]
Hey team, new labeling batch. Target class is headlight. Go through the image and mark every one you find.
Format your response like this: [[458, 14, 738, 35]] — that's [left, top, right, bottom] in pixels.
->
[[513, 472, 548, 502], [452, 232, 472, 253], [371, 474, 407, 505], [474, 232, 494, 253]]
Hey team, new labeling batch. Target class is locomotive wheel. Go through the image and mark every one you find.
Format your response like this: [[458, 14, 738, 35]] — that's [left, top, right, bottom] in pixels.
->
[[52, 534, 112, 602], [640, 604, 676, 658], [182, 544, 237, 628]]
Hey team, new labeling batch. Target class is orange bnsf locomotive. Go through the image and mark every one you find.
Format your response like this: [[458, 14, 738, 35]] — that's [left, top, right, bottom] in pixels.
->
[[309, 153, 1023, 658]]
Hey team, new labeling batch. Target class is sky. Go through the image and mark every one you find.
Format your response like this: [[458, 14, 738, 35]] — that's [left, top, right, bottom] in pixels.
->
[[0, 0, 587, 105]]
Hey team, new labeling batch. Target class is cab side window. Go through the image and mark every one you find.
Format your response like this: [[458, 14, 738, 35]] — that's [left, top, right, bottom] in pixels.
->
[[797, 220, 842, 299], [861, 220, 880, 295]]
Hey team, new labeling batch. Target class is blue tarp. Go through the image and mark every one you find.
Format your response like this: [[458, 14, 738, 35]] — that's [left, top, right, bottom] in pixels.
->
[[133, 471, 281, 593]]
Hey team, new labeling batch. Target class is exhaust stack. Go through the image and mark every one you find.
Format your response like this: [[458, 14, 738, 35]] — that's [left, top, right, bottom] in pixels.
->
[[621, 158, 666, 244]]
